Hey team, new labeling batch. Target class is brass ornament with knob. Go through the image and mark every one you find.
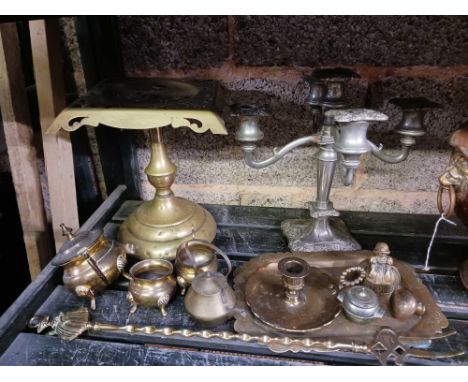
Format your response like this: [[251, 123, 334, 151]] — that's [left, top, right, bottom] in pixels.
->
[[118, 128, 218, 260]]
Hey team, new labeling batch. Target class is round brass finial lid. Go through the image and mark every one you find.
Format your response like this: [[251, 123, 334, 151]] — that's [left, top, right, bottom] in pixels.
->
[[52, 228, 102, 267], [373, 242, 391, 256]]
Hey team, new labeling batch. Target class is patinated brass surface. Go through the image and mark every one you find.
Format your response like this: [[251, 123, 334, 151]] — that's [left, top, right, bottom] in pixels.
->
[[390, 289, 426, 320], [438, 125, 468, 226], [364, 242, 401, 296], [233, 250, 449, 340], [175, 239, 229, 295], [29, 308, 464, 365], [46, 79, 227, 260], [118, 129, 217, 259], [184, 250, 236, 326], [245, 260, 340, 332], [52, 225, 127, 310], [438, 124, 468, 290], [123, 259, 177, 316]]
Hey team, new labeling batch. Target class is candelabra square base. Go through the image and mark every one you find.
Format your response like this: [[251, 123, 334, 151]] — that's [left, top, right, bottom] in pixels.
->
[[281, 216, 361, 252]]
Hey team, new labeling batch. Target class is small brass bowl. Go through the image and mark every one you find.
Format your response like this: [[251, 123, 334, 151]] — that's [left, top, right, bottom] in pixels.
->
[[175, 239, 229, 295], [124, 259, 176, 316]]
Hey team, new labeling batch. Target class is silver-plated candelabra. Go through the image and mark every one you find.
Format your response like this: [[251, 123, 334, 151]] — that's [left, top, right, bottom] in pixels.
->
[[234, 69, 439, 252]]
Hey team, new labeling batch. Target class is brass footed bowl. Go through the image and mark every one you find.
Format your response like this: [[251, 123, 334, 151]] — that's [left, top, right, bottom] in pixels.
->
[[124, 259, 176, 316]]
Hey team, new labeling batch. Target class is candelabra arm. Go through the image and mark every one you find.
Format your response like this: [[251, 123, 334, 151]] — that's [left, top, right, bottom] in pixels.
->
[[367, 139, 413, 164], [241, 135, 321, 169]]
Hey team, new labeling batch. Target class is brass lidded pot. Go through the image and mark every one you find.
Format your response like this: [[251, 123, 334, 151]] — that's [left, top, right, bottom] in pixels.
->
[[175, 239, 230, 295], [124, 259, 177, 316], [184, 247, 235, 326], [52, 224, 127, 310]]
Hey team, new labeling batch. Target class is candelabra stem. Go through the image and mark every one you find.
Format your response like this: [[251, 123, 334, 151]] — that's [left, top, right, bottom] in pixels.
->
[[314, 139, 337, 211], [281, 124, 361, 252]]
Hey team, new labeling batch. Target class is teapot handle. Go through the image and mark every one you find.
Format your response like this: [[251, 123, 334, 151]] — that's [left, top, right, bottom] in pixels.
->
[[185, 239, 232, 277]]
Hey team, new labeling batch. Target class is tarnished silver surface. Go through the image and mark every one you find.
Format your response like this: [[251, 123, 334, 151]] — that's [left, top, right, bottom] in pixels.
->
[[281, 217, 361, 252], [234, 75, 430, 253], [338, 286, 385, 323], [327, 108, 388, 123]]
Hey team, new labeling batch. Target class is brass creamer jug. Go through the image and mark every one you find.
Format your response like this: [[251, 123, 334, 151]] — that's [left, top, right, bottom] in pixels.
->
[[184, 246, 235, 326]]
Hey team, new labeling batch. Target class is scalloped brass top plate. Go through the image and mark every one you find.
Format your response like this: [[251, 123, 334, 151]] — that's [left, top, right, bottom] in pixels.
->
[[46, 78, 227, 135]]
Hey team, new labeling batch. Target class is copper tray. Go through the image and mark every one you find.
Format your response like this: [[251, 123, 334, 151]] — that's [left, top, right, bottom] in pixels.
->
[[233, 251, 449, 342]]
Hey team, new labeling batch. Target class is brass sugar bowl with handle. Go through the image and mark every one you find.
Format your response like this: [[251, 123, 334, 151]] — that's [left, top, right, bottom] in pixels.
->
[[52, 224, 127, 310], [123, 259, 177, 316], [175, 239, 231, 295]]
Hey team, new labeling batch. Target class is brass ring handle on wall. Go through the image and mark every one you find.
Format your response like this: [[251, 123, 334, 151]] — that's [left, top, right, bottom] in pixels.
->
[[184, 239, 232, 277], [437, 184, 456, 218]]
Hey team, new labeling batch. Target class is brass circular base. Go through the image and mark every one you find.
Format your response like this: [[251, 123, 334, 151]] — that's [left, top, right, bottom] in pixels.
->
[[245, 262, 340, 333], [118, 196, 216, 260]]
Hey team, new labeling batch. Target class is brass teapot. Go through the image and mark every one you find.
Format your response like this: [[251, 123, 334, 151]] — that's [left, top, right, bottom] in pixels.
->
[[438, 123, 468, 289], [184, 245, 236, 326], [52, 224, 127, 310]]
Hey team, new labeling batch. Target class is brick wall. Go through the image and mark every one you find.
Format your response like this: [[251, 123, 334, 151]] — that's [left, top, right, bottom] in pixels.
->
[[115, 17, 468, 213]]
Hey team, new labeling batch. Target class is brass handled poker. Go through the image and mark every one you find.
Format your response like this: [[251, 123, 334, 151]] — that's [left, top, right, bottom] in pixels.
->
[[28, 308, 464, 366]]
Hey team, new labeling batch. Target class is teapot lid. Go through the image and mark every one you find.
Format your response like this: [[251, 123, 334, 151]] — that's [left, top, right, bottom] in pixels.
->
[[52, 229, 102, 267], [346, 286, 379, 309]]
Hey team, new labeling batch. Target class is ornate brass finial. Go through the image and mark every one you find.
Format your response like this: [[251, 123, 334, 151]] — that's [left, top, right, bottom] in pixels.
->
[[365, 243, 401, 296], [373, 242, 391, 256]]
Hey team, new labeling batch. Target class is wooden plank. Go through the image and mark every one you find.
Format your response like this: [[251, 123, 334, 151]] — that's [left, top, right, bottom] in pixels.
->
[[0, 333, 319, 366], [0, 22, 51, 278], [0, 185, 127, 355], [29, 19, 79, 249]]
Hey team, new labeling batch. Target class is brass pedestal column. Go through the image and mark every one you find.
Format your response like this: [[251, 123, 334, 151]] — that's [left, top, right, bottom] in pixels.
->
[[118, 128, 216, 260]]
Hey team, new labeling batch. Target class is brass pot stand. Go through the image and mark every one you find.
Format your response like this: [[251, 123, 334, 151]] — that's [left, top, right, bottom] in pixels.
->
[[47, 79, 228, 261]]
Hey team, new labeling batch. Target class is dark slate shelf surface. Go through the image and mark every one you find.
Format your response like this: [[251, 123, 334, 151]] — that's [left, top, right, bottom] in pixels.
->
[[0, 192, 467, 366]]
